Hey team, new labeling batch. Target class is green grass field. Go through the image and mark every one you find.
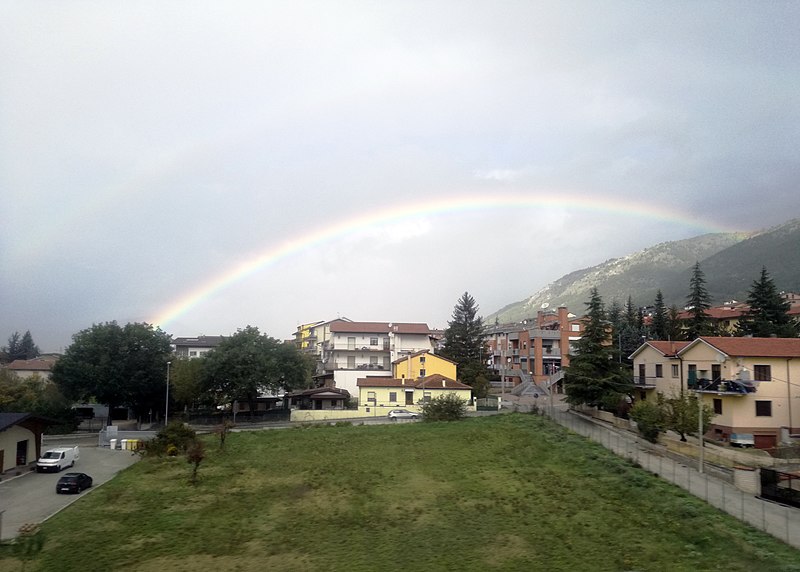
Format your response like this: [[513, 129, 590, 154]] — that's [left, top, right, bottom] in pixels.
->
[[2, 414, 799, 571]]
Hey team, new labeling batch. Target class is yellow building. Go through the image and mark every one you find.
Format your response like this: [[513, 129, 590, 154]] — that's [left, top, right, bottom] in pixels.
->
[[392, 350, 457, 381], [629, 341, 690, 400], [357, 374, 472, 414]]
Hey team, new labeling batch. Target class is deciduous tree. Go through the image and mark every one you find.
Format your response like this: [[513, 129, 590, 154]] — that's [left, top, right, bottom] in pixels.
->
[[201, 326, 311, 414], [51, 322, 172, 424]]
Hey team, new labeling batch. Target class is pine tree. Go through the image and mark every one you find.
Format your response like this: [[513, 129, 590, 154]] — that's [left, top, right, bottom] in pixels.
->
[[651, 290, 668, 340], [685, 262, 712, 340], [20, 331, 40, 360], [738, 267, 798, 338], [564, 288, 632, 410], [666, 305, 683, 341], [439, 292, 488, 388]]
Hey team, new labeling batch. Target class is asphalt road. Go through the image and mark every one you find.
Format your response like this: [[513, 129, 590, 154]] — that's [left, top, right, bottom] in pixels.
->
[[0, 446, 140, 541]]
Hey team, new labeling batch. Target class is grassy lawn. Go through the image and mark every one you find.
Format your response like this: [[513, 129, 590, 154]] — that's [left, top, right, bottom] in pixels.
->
[[1, 414, 799, 571]]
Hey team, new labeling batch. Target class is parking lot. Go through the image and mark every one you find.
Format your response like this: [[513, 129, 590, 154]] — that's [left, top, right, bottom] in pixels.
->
[[0, 446, 140, 541]]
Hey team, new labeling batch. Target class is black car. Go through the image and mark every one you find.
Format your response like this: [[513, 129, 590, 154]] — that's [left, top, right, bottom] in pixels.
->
[[56, 472, 93, 494]]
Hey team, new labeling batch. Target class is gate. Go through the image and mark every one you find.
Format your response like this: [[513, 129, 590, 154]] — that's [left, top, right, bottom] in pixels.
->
[[760, 468, 800, 508]]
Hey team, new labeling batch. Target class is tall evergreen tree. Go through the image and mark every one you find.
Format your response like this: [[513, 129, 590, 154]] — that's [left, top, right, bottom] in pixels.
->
[[20, 331, 40, 360], [618, 296, 645, 365], [737, 267, 798, 338], [685, 262, 712, 340], [439, 292, 488, 388], [666, 305, 683, 341], [564, 288, 632, 410], [651, 290, 668, 340]]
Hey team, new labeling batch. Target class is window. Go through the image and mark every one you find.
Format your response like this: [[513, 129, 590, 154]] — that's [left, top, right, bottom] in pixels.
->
[[655, 364, 663, 378], [423, 391, 431, 403], [671, 364, 679, 378], [389, 392, 397, 402], [754, 365, 771, 381], [755, 401, 772, 417], [419, 369, 426, 377], [370, 356, 378, 365], [420, 356, 426, 363], [370, 337, 378, 346], [189, 351, 197, 357], [713, 398, 722, 415], [571, 324, 580, 332], [367, 391, 376, 404]]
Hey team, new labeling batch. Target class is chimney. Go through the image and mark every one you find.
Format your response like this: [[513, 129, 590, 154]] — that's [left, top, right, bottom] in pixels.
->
[[442, 379, 446, 387]]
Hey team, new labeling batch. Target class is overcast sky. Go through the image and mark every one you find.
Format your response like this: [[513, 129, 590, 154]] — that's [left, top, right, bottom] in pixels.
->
[[2, 1, 799, 352]]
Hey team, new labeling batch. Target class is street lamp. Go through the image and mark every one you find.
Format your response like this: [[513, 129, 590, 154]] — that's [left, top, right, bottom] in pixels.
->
[[165, 361, 171, 426]]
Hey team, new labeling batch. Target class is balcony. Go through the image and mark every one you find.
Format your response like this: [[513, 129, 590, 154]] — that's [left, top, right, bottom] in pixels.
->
[[528, 329, 561, 340], [632, 376, 658, 389], [690, 378, 755, 395], [323, 361, 387, 371]]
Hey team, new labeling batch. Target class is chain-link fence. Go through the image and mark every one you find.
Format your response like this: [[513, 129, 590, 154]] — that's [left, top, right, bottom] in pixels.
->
[[540, 405, 800, 550]]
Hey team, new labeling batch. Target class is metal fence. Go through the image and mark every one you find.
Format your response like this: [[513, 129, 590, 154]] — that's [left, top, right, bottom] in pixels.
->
[[539, 405, 800, 550]]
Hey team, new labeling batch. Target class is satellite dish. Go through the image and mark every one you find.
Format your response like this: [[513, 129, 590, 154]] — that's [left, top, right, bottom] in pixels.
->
[[541, 303, 550, 309]]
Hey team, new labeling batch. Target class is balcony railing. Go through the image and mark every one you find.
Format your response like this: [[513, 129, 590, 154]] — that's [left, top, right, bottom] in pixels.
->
[[690, 378, 755, 395], [323, 361, 387, 371], [528, 329, 561, 340], [632, 376, 658, 389]]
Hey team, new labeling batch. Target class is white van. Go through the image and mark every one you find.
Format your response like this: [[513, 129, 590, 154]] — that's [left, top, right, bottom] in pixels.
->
[[37, 446, 80, 473]]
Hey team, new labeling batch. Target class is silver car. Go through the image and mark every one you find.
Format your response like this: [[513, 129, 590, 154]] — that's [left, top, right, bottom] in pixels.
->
[[388, 409, 419, 420]]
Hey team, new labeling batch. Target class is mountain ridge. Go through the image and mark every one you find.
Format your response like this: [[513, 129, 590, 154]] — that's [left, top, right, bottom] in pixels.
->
[[488, 218, 800, 322]]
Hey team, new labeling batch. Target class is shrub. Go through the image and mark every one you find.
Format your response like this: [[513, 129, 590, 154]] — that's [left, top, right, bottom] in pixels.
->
[[146, 421, 197, 456], [629, 398, 666, 443], [421, 394, 467, 422]]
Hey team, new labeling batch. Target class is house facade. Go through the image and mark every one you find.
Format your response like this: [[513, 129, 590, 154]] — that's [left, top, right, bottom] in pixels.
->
[[392, 351, 457, 381], [631, 337, 800, 449], [4, 355, 59, 381], [357, 374, 472, 414], [0, 413, 52, 473], [315, 320, 436, 397], [628, 341, 690, 400], [485, 306, 584, 385], [172, 336, 226, 358]]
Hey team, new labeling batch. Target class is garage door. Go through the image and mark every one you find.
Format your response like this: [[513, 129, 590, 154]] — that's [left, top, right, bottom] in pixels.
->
[[754, 434, 776, 449]]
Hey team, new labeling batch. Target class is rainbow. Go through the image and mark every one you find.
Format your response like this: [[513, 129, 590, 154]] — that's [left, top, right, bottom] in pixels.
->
[[149, 191, 737, 328]]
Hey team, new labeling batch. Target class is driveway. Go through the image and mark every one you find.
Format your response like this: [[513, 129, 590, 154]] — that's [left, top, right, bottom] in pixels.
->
[[0, 446, 139, 540]]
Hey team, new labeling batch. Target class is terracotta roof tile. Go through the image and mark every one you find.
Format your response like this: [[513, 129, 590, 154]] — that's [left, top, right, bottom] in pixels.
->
[[357, 374, 471, 390], [330, 320, 431, 334], [646, 341, 690, 357], [681, 337, 800, 358]]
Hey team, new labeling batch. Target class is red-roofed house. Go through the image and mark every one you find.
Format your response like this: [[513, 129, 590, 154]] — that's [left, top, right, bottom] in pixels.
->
[[628, 341, 690, 400], [4, 355, 59, 381], [632, 337, 800, 448], [357, 374, 473, 414]]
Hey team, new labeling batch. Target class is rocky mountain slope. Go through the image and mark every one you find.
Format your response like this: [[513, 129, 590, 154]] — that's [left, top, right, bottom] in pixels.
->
[[488, 218, 800, 322]]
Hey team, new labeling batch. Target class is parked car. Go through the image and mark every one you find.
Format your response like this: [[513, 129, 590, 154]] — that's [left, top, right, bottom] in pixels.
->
[[37, 446, 80, 473], [388, 409, 419, 420], [56, 472, 93, 494]]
